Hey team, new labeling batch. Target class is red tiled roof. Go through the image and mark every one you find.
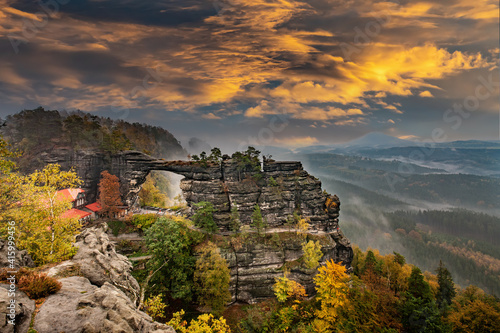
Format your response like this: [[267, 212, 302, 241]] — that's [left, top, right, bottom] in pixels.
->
[[61, 208, 91, 220], [56, 188, 85, 202], [85, 202, 102, 212]]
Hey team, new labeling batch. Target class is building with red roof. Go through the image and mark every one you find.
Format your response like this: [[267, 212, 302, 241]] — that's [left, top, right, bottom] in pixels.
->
[[83, 202, 102, 220], [61, 208, 92, 222], [56, 188, 86, 209], [57, 188, 102, 222]]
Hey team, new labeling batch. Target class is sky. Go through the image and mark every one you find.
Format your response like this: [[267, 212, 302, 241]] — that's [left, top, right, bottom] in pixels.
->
[[0, 0, 498, 151]]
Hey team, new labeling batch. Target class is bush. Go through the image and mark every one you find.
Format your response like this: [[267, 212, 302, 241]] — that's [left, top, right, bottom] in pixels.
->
[[144, 293, 167, 321], [107, 220, 127, 236], [130, 214, 158, 230], [18, 272, 62, 299]]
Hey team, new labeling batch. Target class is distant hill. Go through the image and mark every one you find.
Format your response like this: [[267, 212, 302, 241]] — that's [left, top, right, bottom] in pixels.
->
[[337, 132, 416, 149], [0, 107, 186, 173], [297, 132, 500, 154]]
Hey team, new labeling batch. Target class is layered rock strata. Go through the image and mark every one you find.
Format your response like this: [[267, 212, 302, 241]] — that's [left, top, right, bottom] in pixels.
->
[[221, 233, 352, 303]]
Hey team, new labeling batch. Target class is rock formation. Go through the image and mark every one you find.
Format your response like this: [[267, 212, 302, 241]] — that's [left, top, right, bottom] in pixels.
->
[[47, 226, 140, 305], [120, 153, 345, 233], [0, 287, 34, 333], [34, 277, 174, 333], [0, 239, 35, 270], [0, 227, 175, 333], [38, 150, 343, 236], [38, 150, 353, 303], [221, 233, 352, 303]]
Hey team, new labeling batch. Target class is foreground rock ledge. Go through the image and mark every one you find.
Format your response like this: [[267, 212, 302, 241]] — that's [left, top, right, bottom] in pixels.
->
[[47, 226, 140, 305], [34, 276, 174, 333]]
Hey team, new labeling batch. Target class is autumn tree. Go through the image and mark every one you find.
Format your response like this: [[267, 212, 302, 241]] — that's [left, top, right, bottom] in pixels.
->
[[336, 276, 380, 333], [295, 216, 309, 240], [302, 240, 322, 269], [168, 310, 231, 333], [446, 285, 500, 332], [313, 259, 349, 330], [273, 270, 307, 303], [139, 174, 167, 208], [0, 136, 22, 222], [0, 135, 17, 173], [98, 170, 123, 218], [194, 242, 231, 314], [4, 164, 83, 264], [144, 294, 167, 321]]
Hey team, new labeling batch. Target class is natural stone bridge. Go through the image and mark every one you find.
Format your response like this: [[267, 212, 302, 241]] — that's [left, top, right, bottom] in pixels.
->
[[120, 151, 343, 233]]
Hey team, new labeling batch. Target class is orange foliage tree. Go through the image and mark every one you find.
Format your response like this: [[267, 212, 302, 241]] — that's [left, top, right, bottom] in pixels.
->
[[98, 170, 123, 218]]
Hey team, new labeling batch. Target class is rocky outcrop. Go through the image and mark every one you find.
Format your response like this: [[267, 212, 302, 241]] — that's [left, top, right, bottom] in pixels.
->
[[0, 286, 34, 333], [47, 226, 140, 305], [221, 233, 352, 304], [0, 239, 35, 270], [34, 276, 175, 333]]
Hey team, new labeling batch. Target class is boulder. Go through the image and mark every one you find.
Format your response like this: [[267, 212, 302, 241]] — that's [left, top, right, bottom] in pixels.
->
[[0, 239, 35, 270], [34, 276, 175, 333], [0, 285, 35, 333]]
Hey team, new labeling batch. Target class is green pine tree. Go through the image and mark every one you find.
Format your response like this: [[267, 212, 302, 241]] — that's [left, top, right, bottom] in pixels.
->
[[436, 260, 456, 311]]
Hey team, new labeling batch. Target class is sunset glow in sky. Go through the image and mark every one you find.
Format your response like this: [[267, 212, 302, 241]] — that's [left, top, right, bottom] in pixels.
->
[[0, 0, 498, 149]]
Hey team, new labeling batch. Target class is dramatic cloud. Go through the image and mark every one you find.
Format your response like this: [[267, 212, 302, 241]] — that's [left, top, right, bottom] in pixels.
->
[[0, 0, 497, 146]]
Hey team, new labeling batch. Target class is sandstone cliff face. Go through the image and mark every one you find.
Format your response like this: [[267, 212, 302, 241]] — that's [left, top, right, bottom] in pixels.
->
[[220, 233, 352, 304], [40, 148, 148, 204], [39, 150, 344, 236]]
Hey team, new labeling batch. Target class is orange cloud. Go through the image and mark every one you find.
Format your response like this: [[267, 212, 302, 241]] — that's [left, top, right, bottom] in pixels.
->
[[419, 90, 433, 97], [274, 136, 319, 147], [202, 113, 222, 120]]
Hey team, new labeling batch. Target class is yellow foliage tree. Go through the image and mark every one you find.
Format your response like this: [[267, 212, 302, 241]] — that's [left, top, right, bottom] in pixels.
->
[[194, 242, 231, 314], [168, 310, 231, 333], [295, 217, 309, 240], [273, 270, 307, 303], [8, 164, 83, 264], [139, 174, 167, 208], [144, 293, 167, 321], [313, 259, 350, 330], [302, 240, 323, 269]]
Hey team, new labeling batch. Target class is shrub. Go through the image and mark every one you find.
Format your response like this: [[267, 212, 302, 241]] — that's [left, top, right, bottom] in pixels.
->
[[144, 293, 167, 321], [107, 220, 127, 236], [130, 214, 158, 230], [18, 272, 62, 299]]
